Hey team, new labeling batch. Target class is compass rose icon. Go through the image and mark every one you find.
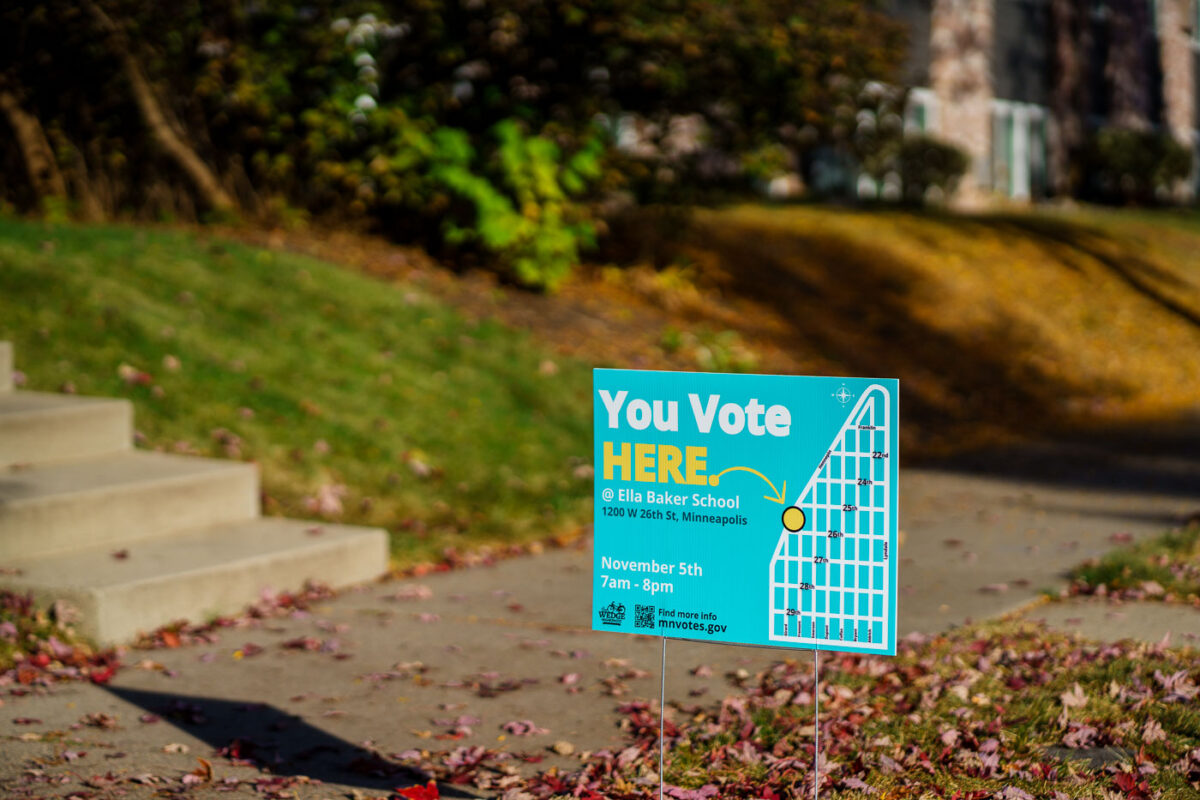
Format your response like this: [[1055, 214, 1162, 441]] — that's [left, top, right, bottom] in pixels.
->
[[832, 384, 854, 405]]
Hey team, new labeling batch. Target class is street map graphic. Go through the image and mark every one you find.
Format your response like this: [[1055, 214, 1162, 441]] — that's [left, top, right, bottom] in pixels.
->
[[768, 385, 891, 650]]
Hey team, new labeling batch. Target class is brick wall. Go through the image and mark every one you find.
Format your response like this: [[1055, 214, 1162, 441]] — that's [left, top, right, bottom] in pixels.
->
[[930, 0, 995, 207], [1159, 0, 1196, 199]]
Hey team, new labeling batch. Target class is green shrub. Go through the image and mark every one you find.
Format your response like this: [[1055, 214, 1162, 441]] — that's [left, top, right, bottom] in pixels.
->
[[1085, 128, 1193, 205], [898, 134, 969, 205], [1, 1, 907, 284], [431, 121, 603, 290]]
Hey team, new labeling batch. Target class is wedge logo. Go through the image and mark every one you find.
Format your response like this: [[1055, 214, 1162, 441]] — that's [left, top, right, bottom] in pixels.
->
[[598, 601, 626, 626]]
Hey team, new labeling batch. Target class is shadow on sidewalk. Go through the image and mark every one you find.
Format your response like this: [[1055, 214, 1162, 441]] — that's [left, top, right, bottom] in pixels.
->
[[104, 686, 468, 796], [925, 423, 1200, 501]]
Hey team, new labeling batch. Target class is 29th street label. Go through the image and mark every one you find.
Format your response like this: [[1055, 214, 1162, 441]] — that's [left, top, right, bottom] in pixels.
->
[[592, 369, 899, 655]]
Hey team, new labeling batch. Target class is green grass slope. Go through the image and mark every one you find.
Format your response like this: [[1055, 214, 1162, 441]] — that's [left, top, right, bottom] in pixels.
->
[[0, 219, 592, 565]]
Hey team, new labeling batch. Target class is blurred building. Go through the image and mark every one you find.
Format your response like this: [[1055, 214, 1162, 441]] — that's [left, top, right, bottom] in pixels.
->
[[892, 0, 1197, 204]]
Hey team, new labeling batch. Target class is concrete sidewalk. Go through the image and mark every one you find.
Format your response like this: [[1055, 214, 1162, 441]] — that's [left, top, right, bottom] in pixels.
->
[[2, 464, 1197, 799]]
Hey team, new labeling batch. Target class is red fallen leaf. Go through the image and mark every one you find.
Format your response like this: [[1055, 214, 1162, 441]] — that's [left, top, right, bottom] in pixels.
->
[[394, 780, 439, 800], [161, 630, 181, 648], [12, 717, 41, 725], [281, 636, 322, 651], [1113, 771, 1151, 799], [16, 665, 38, 685], [89, 665, 117, 684], [30, 653, 50, 668]]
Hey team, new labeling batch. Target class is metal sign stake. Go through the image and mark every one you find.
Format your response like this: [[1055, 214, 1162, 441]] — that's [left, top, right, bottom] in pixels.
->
[[813, 648, 820, 800], [659, 636, 667, 800]]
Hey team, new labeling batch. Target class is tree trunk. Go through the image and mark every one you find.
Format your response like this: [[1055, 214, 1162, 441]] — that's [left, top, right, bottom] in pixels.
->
[[0, 86, 69, 205], [82, 0, 237, 216], [1106, 0, 1151, 131], [1048, 0, 1090, 197], [63, 146, 106, 221]]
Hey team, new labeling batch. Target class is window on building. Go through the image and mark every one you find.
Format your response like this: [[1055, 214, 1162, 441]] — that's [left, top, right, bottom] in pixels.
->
[[991, 100, 1049, 200], [992, 106, 1012, 197], [904, 88, 938, 134]]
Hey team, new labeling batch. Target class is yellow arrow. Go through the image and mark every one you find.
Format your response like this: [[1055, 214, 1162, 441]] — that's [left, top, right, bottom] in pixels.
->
[[708, 467, 787, 504]]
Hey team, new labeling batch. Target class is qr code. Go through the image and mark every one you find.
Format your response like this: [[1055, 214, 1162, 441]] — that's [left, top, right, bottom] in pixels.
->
[[634, 604, 655, 629]]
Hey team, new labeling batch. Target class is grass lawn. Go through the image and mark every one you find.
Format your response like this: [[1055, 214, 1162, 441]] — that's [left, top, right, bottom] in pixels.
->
[[671, 205, 1200, 455], [1067, 523, 1200, 605], [0, 218, 593, 566], [376, 622, 1200, 799], [644, 622, 1200, 799], [234, 203, 1200, 458]]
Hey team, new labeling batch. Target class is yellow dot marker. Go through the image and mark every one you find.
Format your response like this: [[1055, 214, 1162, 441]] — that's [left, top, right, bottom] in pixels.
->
[[781, 506, 805, 532], [708, 474, 720, 486]]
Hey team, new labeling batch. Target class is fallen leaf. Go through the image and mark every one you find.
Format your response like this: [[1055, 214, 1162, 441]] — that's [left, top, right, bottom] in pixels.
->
[[1060, 682, 1087, 709], [187, 757, 213, 783], [502, 719, 549, 737], [395, 780, 439, 800]]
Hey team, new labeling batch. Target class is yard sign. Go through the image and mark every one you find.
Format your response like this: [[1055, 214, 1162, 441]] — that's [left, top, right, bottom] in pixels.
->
[[592, 369, 899, 655]]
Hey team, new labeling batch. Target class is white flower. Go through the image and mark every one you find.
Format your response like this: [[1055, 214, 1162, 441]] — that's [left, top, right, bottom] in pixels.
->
[[331, 17, 351, 33], [358, 13, 377, 25], [454, 60, 490, 80], [354, 52, 376, 67], [354, 94, 377, 111]]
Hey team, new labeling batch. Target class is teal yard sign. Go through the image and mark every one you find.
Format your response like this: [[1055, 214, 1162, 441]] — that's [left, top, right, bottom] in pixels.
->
[[592, 369, 900, 655]]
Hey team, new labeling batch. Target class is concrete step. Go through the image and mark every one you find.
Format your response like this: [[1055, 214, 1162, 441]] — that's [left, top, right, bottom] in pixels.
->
[[0, 517, 389, 644], [0, 451, 258, 560], [0, 391, 132, 468], [0, 342, 11, 393]]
